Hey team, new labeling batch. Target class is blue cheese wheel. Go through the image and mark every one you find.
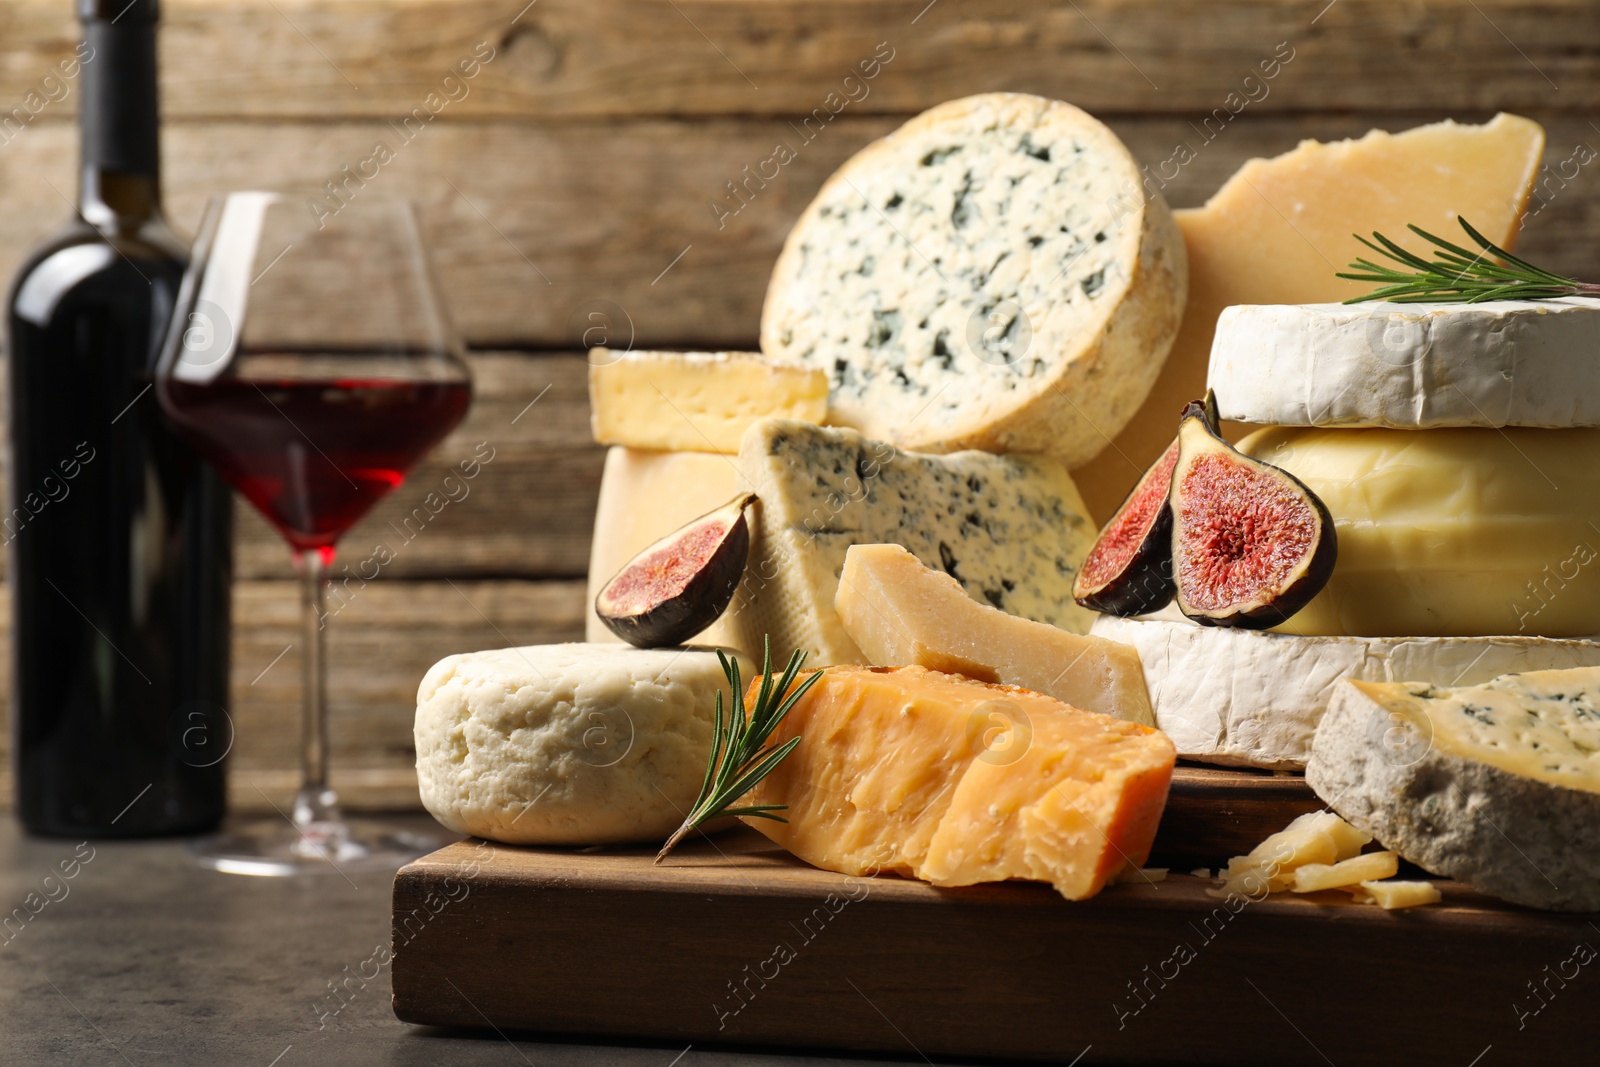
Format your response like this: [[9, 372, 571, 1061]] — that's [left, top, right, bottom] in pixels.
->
[[727, 419, 1097, 665], [414, 644, 744, 845], [761, 93, 1187, 467]]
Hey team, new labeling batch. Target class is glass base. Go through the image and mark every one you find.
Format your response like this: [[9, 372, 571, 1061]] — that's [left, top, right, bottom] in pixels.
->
[[190, 816, 450, 876]]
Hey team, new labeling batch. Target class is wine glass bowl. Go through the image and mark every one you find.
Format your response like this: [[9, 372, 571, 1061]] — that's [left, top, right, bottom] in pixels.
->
[[156, 192, 470, 874]]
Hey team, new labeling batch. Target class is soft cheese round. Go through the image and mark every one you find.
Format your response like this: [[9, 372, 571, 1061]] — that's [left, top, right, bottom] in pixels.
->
[[761, 93, 1187, 467], [1090, 612, 1600, 769], [1239, 425, 1600, 637], [414, 644, 738, 845], [1210, 298, 1600, 428], [1309, 668, 1600, 911]]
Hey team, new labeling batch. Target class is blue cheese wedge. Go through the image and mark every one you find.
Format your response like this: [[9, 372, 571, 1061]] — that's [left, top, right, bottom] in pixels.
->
[[760, 93, 1186, 467], [1210, 299, 1600, 429], [728, 419, 1096, 664], [1308, 667, 1600, 911]]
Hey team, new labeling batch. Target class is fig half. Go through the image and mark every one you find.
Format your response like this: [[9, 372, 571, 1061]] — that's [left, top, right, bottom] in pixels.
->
[[1169, 395, 1337, 629], [1072, 436, 1180, 615], [596, 493, 756, 648]]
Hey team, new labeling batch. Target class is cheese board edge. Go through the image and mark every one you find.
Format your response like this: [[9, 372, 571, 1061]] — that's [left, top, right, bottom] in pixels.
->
[[391, 824, 1595, 1066]]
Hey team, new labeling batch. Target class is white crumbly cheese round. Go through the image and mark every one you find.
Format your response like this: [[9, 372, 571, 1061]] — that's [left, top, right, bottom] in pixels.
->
[[1309, 668, 1600, 911], [1091, 612, 1600, 769], [1238, 425, 1600, 638], [414, 644, 741, 845], [761, 93, 1187, 467], [1209, 298, 1600, 428]]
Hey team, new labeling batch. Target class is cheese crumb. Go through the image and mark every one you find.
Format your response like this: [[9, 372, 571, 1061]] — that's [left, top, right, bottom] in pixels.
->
[[1214, 812, 1438, 909], [1360, 879, 1443, 910]]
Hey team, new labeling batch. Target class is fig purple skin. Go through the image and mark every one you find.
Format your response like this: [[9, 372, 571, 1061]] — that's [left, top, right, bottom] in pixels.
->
[[595, 493, 756, 648], [1168, 398, 1337, 630], [1073, 436, 1179, 616]]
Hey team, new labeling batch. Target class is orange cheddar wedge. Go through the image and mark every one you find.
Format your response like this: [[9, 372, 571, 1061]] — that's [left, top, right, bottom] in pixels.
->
[[742, 665, 1176, 901]]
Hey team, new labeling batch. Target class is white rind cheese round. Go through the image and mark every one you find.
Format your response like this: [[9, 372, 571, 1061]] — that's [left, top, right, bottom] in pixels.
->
[[762, 93, 1187, 467], [1090, 612, 1600, 769], [1308, 668, 1600, 911], [1209, 298, 1600, 428], [414, 644, 742, 845]]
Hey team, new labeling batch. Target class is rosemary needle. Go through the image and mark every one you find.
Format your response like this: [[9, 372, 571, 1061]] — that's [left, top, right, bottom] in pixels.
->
[[1337, 217, 1600, 304], [655, 637, 820, 864]]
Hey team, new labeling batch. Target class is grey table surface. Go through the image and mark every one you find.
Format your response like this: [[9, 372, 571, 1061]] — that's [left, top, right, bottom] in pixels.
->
[[0, 815, 951, 1067]]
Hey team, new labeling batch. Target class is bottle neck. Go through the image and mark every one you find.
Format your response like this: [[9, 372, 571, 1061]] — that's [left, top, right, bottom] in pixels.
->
[[79, 16, 163, 229]]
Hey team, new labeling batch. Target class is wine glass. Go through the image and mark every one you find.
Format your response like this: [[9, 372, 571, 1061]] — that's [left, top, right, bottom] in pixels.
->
[[155, 192, 471, 874]]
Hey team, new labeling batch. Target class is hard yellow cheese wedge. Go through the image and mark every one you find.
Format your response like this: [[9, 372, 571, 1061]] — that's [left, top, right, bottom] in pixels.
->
[[1072, 113, 1545, 520], [834, 543, 1153, 725], [743, 665, 1175, 901], [589, 349, 827, 454]]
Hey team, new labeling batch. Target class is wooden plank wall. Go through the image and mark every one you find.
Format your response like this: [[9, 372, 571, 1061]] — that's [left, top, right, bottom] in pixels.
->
[[0, 0, 1597, 811]]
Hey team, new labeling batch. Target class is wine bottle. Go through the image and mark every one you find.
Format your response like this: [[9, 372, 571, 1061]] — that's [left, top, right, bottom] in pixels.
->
[[6, 0, 232, 836]]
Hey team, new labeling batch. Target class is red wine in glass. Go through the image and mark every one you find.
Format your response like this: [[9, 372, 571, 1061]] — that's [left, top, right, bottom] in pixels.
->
[[163, 365, 471, 554], [155, 191, 472, 875]]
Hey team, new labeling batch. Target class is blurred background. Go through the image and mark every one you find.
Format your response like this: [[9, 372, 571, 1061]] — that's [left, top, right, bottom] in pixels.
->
[[0, 0, 1593, 814]]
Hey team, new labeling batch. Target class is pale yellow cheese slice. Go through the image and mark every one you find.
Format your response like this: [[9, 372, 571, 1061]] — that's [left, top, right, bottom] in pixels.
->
[[1215, 810, 1369, 896], [1291, 851, 1398, 893], [1071, 113, 1545, 520], [833, 543, 1153, 726], [743, 665, 1176, 901], [589, 349, 827, 454], [1359, 880, 1441, 909]]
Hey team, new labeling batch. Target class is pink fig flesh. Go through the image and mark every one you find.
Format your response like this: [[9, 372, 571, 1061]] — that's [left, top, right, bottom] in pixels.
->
[[596, 493, 755, 648], [1169, 401, 1336, 629]]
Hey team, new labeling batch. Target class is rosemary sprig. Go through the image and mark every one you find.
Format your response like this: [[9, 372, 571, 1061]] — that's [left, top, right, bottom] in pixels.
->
[[655, 637, 820, 864], [1337, 217, 1600, 304]]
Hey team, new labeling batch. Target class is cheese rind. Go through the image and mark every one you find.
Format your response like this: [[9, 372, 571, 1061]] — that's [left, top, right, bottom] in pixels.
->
[[1090, 612, 1600, 769], [834, 543, 1153, 725], [743, 665, 1176, 901], [1239, 426, 1600, 638], [414, 644, 748, 845], [585, 447, 742, 647], [1071, 113, 1545, 520], [728, 419, 1097, 666], [1308, 667, 1600, 911], [1209, 299, 1600, 429], [588, 350, 829, 454], [762, 93, 1187, 467]]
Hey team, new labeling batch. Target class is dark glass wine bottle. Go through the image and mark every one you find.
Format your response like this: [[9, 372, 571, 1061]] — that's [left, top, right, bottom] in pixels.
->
[[6, 0, 232, 836]]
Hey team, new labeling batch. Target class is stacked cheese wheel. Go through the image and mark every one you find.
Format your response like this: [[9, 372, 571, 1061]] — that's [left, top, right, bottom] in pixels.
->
[[1095, 298, 1600, 768]]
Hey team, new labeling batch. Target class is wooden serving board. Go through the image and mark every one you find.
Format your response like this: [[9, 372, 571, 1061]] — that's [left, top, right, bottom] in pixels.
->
[[392, 768, 1595, 1064]]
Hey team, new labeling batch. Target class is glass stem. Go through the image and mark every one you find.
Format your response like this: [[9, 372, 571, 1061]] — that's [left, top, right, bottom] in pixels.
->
[[292, 547, 338, 830]]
